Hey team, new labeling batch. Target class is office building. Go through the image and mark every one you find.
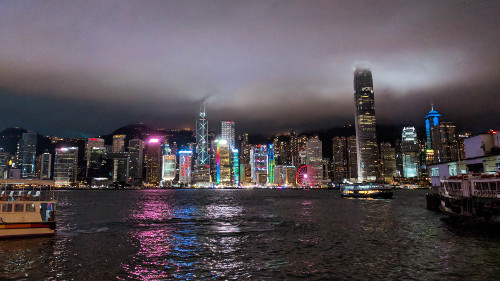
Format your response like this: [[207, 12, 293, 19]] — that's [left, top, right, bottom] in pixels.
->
[[353, 67, 379, 181], [112, 135, 126, 153], [306, 136, 323, 181], [250, 145, 268, 185], [54, 147, 79, 187], [37, 150, 52, 180], [128, 139, 144, 180], [380, 142, 397, 183], [145, 138, 162, 185], [347, 136, 358, 180], [16, 131, 37, 179], [332, 136, 348, 181], [221, 121, 235, 149], [178, 150, 192, 184], [402, 127, 420, 178]]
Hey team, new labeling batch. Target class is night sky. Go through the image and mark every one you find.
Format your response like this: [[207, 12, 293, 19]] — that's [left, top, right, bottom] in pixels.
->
[[0, 0, 498, 137]]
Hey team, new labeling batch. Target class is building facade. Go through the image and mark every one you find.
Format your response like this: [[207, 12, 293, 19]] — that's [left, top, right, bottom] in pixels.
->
[[353, 68, 379, 181]]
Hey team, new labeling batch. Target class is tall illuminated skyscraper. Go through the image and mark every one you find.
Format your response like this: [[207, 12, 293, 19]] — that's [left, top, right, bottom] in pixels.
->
[[221, 121, 235, 149], [145, 138, 162, 185], [425, 106, 441, 149], [353, 67, 379, 181], [193, 103, 210, 184], [128, 139, 144, 180], [178, 150, 192, 184], [306, 136, 323, 181], [16, 131, 37, 179], [54, 147, 78, 187], [196, 103, 209, 166], [401, 127, 420, 178]]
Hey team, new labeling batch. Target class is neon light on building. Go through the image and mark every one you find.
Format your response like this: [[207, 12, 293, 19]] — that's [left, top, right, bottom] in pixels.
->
[[232, 149, 239, 185], [268, 144, 275, 184]]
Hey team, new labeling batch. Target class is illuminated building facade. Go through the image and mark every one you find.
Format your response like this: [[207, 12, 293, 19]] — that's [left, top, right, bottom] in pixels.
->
[[250, 145, 268, 184], [128, 139, 144, 180], [112, 135, 126, 153], [347, 136, 358, 180], [354, 67, 379, 181], [145, 138, 162, 185], [37, 150, 52, 180], [216, 139, 231, 185], [268, 144, 275, 184], [332, 136, 348, 181], [54, 147, 78, 187], [232, 149, 239, 185], [16, 131, 37, 179], [108, 152, 130, 182], [290, 129, 299, 166], [425, 107, 441, 149], [306, 136, 323, 180], [274, 165, 297, 186], [85, 137, 105, 163], [86, 147, 109, 182], [222, 121, 235, 149], [179, 150, 192, 184], [431, 122, 459, 163], [380, 142, 397, 183], [402, 127, 420, 178], [194, 103, 210, 183]]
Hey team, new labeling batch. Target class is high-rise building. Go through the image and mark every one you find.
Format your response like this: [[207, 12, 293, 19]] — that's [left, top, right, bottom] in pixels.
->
[[16, 131, 37, 179], [425, 106, 441, 149], [432, 122, 458, 163], [347, 136, 358, 180], [86, 147, 109, 182], [108, 152, 130, 182], [232, 149, 240, 186], [401, 127, 420, 178], [112, 135, 126, 153], [161, 155, 176, 185], [380, 142, 397, 183], [332, 136, 348, 181], [353, 67, 379, 181], [128, 139, 144, 180], [145, 138, 162, 185], [85, 137, 105, 179], [193, 103, 210, 184], [306, 136, 323, 181], [268, 144, 275, 184], [221, 121, 235, 149], [216, 139, 231, 185], [37, 150, 52, 180], [178, 150, 192, 184], [54, 147, 78, 187], [290, 129, 299, 166], [274, 165, 297, 186], [250, 145, 268, 185]]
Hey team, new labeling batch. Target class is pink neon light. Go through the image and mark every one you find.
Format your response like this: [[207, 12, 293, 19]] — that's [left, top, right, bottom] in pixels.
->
[[149, 138, 159, 143], [89, 138, 99, 141]]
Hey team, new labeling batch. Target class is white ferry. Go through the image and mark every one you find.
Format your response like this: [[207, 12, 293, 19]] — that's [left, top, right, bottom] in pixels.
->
[[0, 188, 56, 237], [341, 184, 393, 199], [440, 173, 500, 224]]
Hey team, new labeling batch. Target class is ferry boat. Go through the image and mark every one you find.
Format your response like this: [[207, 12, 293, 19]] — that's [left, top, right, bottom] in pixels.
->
[[440, 173, 500, 224], [0, 188, 56, 238], [341, 184, 393, 199]]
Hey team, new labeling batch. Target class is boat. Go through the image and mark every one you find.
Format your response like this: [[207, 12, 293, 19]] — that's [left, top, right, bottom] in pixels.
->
[[341, 183, 393, 199], [0, 188, 56, 238], [439, 173, 500, 224]]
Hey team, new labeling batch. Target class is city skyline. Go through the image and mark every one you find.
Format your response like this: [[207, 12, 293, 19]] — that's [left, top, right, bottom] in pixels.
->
[[0, 1, 498, 137]]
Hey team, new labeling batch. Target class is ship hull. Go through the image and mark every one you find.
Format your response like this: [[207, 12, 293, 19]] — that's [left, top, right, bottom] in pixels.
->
[[0, 222, 56, 238]]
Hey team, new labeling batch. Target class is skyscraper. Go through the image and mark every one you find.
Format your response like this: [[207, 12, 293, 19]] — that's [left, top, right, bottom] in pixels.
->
[[221, 121, 235, 149], [332, 136, 348, 181], [178, 150, 192, 184], [193, 103, 210, 184], [145, 138, 162, 185], [401, 127, 420, 178], [290, 129, 299, 166], [347, 136, 358, 180], [128, 139, 144, 180], [38, 150, 52, 180], [353, 67, 379, 181], [432, 122, 458, 163], [425, 106, 441, 149], [112, 135, 126, 153], [16, 131, 37, 179], [306, 136, 323, 181], [54, 147, 78, 187], [379, 142, 397, 183]]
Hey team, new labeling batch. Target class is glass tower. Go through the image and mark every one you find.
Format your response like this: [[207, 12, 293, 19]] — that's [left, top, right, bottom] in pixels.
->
[[353, 68, 378, 181]]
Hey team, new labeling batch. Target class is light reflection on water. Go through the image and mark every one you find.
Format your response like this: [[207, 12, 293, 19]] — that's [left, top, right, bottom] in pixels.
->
[[0, 189, 500, 280]]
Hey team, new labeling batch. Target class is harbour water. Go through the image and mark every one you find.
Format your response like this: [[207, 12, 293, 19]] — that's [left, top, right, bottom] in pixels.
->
[[1, 189, 499, 280]]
